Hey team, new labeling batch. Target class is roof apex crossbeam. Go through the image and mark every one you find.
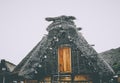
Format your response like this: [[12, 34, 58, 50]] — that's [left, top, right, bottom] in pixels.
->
[[45, 15, 76, 22]]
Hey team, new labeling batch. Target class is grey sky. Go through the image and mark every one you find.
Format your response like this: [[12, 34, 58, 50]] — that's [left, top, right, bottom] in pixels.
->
[[0, 0, 120, 65]]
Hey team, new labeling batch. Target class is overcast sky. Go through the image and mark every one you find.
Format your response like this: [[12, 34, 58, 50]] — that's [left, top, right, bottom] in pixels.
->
[[0, 0, 120, 65]]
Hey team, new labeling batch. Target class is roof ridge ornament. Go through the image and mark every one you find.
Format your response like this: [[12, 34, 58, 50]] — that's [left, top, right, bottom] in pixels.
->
[[45, 15, 76, 22], [45, 15, 76, 32]]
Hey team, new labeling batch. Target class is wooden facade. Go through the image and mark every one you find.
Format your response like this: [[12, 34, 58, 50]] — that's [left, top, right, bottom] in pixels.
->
[[58, 47, 71, 73], [12, 16, 115, 83]]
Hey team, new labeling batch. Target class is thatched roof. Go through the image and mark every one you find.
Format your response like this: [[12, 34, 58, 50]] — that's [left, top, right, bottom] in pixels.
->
[[99, 47, 120, 74], [13, 15, 114, 79]]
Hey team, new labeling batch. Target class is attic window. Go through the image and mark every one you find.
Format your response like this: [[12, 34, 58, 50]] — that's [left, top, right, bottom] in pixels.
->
[[58, 47, 71, 73]]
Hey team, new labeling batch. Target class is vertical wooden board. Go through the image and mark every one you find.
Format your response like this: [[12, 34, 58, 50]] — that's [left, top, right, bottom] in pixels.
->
[[66, 47, 71, 72], [58, 47, 71, 73], [63, 48, 67, 72], [58, 47, 64, 72]]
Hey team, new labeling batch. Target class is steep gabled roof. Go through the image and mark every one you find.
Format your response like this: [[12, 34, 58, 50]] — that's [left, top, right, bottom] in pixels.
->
[[13, 16, 114, 79]]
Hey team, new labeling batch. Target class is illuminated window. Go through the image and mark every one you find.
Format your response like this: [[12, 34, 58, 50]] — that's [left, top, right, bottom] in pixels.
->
[[58, 47, 71, 73]]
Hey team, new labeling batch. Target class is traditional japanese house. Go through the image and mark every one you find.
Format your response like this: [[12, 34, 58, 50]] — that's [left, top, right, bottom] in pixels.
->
[[0, 59, 16, 83], [13, 16, 114, 83]]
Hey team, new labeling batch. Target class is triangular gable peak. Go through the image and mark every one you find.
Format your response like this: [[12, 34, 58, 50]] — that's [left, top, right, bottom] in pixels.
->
[[13, 15, 114, 83], [45, 15, 96, 54]]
